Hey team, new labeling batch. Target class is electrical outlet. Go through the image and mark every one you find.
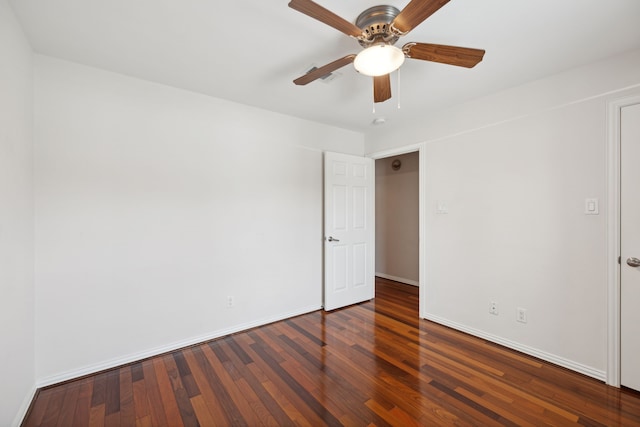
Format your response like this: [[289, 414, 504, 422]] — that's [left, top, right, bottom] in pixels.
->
[[517, 307, 527, 323], [226, 296, 234, 308], [489, 301, 499, 315]]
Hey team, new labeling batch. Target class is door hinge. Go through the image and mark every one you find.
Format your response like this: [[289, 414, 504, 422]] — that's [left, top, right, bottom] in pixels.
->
[[619, 256, 621, 265]]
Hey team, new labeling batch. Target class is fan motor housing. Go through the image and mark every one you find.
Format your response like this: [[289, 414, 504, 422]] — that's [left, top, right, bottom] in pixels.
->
[[356, 5, 401, 47]]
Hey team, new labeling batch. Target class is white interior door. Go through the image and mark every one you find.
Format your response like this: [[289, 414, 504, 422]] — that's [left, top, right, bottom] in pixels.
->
[[621, 102, 640, 392], [324, 152, 374, 311]]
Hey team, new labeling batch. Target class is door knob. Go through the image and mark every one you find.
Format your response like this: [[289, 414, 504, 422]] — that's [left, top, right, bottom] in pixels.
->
[[627, 257, 640, 267], [327, 236, 340, 242]]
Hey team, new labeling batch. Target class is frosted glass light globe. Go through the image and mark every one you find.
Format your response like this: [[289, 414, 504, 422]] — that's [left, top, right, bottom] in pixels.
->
[[354, 44, 405, 77]]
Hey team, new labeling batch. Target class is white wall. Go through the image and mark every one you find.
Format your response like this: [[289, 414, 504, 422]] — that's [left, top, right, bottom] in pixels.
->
[[366, 48, 640, 379], [0, 1, 35, 425], [34, 56, 363, 383], [375, 152, 419, 285]]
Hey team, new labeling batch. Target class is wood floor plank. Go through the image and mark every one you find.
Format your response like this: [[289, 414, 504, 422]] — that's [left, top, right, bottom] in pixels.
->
[[190, 345, 245, 425], [215, 341, 279, 425], [103, 411, 119, 427], [264, 333, 388, 426], [131, 362, 144, 383], [21, 278, 640, 426], [188, 395, 216, 426], [38, 388, 66, 426], [87, 404, 105, 427], [90, 373, 107, 408], [151, 357, 184, 427], [134, 415, 152, 427], [222, 337, 294, 426], [141, 360, 169, 426], [172, 351, 200, 399], [162, 354, 198, 427], [454, 384, 552, 427], [104, 371, 120, 416], [248, 329, 344, 426], [201, 342, 265, 425], [181, 348, 229, 426], [259, 377, 314, 427], [68, 379, 95, 426], [131, 372, 149, 421], [25, 389, 51, 426], [55, 382, 80, 427], [364, 399, 405, 426], [322, 341, 458, 424], [118, 367, 135, 427]]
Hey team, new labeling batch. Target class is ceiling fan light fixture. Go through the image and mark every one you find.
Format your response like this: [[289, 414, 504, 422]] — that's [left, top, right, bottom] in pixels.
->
[[353, 44, 405, 77]]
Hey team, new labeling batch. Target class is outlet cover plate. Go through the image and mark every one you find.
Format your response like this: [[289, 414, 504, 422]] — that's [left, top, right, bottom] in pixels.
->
[[517, 307, 527, 323], [489, 301, 499, 315]]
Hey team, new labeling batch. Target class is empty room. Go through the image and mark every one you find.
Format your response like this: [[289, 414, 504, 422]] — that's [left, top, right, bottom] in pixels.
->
[[3, 0, 640, 425]]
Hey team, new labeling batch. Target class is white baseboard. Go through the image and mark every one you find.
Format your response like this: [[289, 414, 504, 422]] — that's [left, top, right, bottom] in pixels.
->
[[36, 304, 322, 388], [13, 385, 37, 427], [423, 313, 606, 382], [375, 272, 419, 287]]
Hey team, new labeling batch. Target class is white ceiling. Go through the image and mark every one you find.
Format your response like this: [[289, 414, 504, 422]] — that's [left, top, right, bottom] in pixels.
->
[[10, 0, 640, 133]]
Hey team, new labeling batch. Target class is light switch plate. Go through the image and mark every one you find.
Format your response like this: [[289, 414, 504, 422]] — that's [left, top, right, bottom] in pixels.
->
[[585, 198, 599, 215], [436, 201, 448, 214]]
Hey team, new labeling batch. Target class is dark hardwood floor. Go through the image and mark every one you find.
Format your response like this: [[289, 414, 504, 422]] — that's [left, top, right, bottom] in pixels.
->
[[23, 278, 640, 426]]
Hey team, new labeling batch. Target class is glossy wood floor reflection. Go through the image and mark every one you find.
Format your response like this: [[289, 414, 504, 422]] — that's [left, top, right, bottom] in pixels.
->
[[23, 278, 640, 426]]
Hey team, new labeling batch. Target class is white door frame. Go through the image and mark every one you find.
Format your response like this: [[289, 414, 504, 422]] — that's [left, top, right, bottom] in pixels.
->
[[606, 93, 640, 387], [369, 143, 426, 318]]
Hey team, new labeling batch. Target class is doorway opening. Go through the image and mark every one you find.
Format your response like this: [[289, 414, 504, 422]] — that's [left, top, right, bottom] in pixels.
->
[[373, 149, 422, 315]]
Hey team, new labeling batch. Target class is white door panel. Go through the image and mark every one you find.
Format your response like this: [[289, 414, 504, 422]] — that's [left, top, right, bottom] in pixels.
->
[[324, 152, 374, 311], [621, 102, 640, 392]]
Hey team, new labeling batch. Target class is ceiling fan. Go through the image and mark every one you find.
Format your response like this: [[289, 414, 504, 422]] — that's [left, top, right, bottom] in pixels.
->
[[289, 0, 485, 103]]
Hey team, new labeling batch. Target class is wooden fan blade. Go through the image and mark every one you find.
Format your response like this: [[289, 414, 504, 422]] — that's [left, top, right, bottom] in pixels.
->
[[293, 54, 356, 86], [289, 0, 363, 38], [403, 43, 485, 68], [392, 0, 450, 35], [373, 74, 392, 103]]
